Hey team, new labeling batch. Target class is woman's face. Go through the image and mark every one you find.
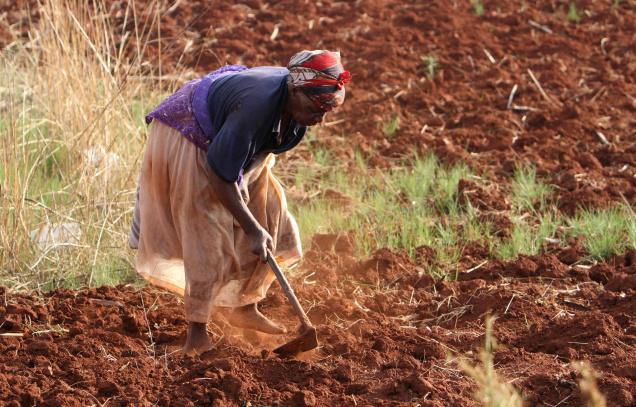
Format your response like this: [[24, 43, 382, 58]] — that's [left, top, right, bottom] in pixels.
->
[[287, 87, 343, 126]]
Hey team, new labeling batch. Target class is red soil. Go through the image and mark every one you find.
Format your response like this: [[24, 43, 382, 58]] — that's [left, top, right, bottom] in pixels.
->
[[2, 0, 636, 405], [2, 246, 636, 405]]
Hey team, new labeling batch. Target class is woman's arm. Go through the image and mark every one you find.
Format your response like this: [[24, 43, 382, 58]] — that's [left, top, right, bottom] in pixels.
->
[[208, 169, 273, 261]]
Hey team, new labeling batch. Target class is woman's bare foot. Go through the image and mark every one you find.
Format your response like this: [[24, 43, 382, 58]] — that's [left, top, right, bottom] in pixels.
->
[[182, 322, 214, 356], [223, 303, 286, 335]]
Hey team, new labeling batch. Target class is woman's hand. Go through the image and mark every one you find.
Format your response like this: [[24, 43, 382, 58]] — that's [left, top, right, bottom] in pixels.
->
[[247, 227, 273, 262]]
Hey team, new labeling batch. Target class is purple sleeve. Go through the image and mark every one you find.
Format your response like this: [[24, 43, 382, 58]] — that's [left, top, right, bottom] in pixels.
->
[[206, 110, 256, 183]]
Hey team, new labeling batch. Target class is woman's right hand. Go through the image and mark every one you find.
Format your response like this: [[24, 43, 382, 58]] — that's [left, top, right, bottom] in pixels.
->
[[247, 227, 273, 262]]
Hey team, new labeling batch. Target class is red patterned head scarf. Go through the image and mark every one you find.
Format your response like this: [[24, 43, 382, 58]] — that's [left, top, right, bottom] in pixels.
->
[[287, 50, 351, 112]]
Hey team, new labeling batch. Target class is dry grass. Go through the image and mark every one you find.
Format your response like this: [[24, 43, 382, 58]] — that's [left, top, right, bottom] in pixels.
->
[[452, 318, 610, 407], [454, 316, 524, 407], [574, 361, 607, 407], [0, 0, 183, 289]]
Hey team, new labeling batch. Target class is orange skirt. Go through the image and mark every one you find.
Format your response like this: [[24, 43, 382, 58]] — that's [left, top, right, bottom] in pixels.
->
[[132, 122, 302, 323]]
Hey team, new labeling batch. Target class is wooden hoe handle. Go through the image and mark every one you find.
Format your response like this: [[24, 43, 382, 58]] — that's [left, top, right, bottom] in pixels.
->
[[266, 250, 313, 328]]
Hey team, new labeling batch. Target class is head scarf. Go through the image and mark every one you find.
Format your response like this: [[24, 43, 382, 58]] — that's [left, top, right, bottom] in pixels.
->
[[287, 50, 351, 111]]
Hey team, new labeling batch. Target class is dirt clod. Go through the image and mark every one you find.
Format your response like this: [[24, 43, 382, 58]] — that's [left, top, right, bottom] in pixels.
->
[[291, 390, 317, 407]]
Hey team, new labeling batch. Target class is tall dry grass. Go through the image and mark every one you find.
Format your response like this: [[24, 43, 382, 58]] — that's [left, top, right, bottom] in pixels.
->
[[0, 0, 183, 289], [453, 318, 611, 406], [455, 317, 524, 407], [575, 362, 607, 407]]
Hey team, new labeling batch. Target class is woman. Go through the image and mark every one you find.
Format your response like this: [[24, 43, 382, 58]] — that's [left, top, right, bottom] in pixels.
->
[[129, 50, 350, 354]]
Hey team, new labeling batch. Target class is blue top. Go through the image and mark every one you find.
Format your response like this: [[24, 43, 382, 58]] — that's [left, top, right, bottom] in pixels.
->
[[204, 67, 307, 183]]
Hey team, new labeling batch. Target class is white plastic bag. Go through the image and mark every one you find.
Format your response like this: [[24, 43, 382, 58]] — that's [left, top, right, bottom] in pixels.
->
[[29, 222, 82, 250]]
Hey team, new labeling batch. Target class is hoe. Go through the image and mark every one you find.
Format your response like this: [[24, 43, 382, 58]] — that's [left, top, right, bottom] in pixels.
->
[[266, 250, 318, 357]]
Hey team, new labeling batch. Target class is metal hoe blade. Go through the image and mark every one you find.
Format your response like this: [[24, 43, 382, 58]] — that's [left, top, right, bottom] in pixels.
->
[[273, 325, 318, 356]]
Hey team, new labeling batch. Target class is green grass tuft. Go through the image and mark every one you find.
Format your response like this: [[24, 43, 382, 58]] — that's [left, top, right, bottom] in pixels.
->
[[434, 163, 471, 215], [510, 165, 552, 214], [423, 55, 438, 80], [568, 206, 633, 260], [90, 257, 144, 288], [382, 114, 400, 138], [471, 0, 485, 16], [568, 2, 581, 23]]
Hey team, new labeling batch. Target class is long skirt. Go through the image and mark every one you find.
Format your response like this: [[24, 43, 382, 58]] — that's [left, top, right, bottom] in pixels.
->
[[131, 122, 302, 323]]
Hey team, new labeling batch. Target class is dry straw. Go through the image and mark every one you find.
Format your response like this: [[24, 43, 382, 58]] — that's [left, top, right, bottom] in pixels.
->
[[454, 316, 524, 407], [0, 0, 183, 289], [574, 361, 607, 407]]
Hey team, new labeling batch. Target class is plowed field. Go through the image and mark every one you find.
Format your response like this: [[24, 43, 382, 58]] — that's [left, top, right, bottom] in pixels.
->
[[2, 246, 636, 405], [1, 0, 635, 405]]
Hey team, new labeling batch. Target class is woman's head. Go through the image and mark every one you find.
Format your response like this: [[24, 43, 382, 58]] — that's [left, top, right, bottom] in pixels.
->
[[285, 50, 351, 126]]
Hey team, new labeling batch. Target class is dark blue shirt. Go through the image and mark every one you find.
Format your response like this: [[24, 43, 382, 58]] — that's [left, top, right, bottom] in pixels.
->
[[205, 67, 306, 183]]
